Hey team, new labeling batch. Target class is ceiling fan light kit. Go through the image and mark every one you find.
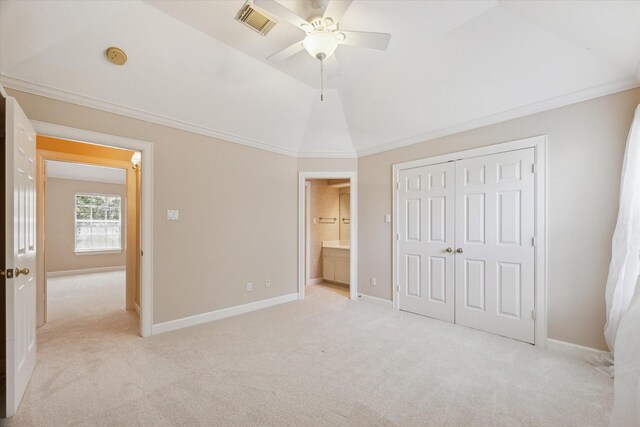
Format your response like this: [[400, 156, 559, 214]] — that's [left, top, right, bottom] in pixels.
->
[[253, 0, 391, 101], [303, 30, 339, 60]]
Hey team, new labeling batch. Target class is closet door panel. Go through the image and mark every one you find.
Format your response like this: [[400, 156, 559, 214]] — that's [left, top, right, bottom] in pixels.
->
[[454, 148, 535, 343], [398, 163, 455, 322]]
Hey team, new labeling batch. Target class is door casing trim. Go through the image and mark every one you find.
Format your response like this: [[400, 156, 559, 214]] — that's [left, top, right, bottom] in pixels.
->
[[31, 121, 154, 337], [298, 172, 357, 301], [392, 135, 547, 347]]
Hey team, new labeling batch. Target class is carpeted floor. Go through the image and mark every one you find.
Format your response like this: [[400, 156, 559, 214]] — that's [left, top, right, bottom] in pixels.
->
[[3, 272, 612, 426]]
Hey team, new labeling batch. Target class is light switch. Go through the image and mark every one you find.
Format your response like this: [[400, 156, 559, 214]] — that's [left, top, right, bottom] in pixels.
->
[[167, 210, 179, 221], [385, 214, 391, 223]]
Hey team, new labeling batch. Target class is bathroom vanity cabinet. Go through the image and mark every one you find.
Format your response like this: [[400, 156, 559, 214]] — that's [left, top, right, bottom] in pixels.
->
[[322, 241, 350, 285]]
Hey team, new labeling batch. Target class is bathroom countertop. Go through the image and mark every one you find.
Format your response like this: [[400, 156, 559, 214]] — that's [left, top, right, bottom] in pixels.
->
[[322, 240, 350, 250]]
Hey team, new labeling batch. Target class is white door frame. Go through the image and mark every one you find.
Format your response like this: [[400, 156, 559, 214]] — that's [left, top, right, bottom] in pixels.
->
[[31, 121, 154, 337], [304, 181, 311, 285], [298, 172, 357, 300], [392, 135, 547, 347]]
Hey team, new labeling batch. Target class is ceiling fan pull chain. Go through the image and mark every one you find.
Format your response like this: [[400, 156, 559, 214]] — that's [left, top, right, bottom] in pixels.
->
[[320, 59, 324, 101]]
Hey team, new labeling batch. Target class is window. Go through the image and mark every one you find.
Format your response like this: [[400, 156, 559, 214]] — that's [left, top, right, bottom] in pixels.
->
[[75, 194, 122, 252]]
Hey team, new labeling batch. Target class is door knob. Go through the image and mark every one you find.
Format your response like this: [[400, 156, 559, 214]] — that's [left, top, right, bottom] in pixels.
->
[[15, 267, 30, 277], [456, 248, 464, 254], [445, 247, 453, 253]]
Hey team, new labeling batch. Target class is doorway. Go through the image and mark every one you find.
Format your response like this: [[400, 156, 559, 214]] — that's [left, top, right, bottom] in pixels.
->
[[298, 172, 357, 300], [305, 179, 351, 298], [32, 122, 154, 337], [42, 159, 134, 332]]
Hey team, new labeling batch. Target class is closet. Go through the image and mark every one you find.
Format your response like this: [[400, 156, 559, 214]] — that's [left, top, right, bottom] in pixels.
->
[[397, 147, 536, 343]]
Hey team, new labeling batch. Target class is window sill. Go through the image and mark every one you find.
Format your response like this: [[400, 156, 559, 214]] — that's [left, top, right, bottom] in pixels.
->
[[74, 249, 123, 256]]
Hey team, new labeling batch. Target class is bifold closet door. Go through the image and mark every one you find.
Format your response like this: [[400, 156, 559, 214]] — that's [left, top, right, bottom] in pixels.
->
[[454, 148, 535, 343], [398, 163, 455, 322]]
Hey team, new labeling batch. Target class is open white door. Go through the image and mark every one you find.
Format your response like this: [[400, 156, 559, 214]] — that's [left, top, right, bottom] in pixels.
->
[[5, 97, 37, 416]]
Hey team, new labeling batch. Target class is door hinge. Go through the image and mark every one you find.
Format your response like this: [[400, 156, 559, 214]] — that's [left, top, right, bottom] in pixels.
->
[[531, 310, 536, 320], [531, 163, 536, 174], [141, 250, 144, 257], [396, 182, 400, 190], [396, 284, 400, 292], [1, 268, 14, 278], [396, 233, 400, 241], [531, 237, 536, 247]]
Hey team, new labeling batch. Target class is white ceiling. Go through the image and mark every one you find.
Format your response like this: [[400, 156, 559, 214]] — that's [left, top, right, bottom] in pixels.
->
[[2, 1, 640, 157], [46, 161, 126, 185]]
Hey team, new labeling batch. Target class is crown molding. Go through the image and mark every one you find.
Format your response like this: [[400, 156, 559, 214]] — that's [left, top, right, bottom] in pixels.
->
[[0, 74, 305, 158], [356, 77, 640, 157], [296, 151, 358, 159], [3, 74, 638, 160]]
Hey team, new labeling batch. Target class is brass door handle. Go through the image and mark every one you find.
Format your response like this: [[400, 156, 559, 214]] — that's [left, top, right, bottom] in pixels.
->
[[445, 247, 453, 253], [15, 267, 30, 277], [456, 248, 464, 254]]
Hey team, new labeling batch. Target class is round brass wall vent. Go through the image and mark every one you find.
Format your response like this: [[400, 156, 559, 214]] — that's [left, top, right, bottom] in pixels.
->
[[106, 47, 127, 66]]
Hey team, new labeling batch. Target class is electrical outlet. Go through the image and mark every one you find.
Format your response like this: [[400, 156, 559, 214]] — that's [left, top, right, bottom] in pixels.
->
[[246, 282, 252, 292], [370, 277, 377, 286], [265, 279, 271, 288]]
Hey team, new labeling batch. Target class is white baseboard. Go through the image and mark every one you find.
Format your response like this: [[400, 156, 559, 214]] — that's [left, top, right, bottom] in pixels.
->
[[151, 293, 298, 335], [47, 265, 125, 278], [358, 293, 393, 308], [306, 278, 324, 286], [546, 338, 611, 359]]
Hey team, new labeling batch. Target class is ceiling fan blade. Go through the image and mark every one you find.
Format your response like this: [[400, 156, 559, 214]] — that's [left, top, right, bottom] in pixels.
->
[[323, 0, 353, 23], [338, 30, 391, 50], [266, 40, 305, 62], [324, 54, 341, 79], [253, 0, 309, 31]]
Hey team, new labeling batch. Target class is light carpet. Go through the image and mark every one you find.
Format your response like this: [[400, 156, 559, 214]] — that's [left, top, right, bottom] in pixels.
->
[[3, 272, 612, 426]]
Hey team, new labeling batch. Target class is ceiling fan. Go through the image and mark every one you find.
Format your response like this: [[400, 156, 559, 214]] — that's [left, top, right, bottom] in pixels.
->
[[253, 0, 391, 100]]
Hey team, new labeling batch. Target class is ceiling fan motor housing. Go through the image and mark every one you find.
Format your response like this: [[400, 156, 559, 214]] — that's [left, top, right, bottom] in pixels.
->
[[308, 16, 335, 32]]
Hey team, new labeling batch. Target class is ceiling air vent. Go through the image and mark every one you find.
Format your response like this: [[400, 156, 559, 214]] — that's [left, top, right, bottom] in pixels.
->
[[235, 3, 277, 36]]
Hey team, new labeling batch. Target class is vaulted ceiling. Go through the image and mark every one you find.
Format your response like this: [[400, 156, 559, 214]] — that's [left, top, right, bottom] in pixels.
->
[[2, 1, 640, 157]]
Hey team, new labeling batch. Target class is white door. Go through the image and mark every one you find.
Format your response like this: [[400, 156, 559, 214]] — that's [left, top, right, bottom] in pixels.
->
[[398, 163, 455, 322], [5, 97, 37, 416], [454, 148, 535, 343]]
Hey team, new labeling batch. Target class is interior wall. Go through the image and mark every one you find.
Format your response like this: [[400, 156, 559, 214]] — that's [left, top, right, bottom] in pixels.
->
[[11, 90, 299, 325], [308, 180, 340, 280], [358, 87, 640, 350], [45, 178, 126, 273]]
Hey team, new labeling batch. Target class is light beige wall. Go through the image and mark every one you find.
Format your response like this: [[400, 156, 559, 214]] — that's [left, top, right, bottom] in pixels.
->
[[308, 180, 340, 279], [10, 90, 298, 324], [45, 178, 126, 272], [358, 87, 640, 350]]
